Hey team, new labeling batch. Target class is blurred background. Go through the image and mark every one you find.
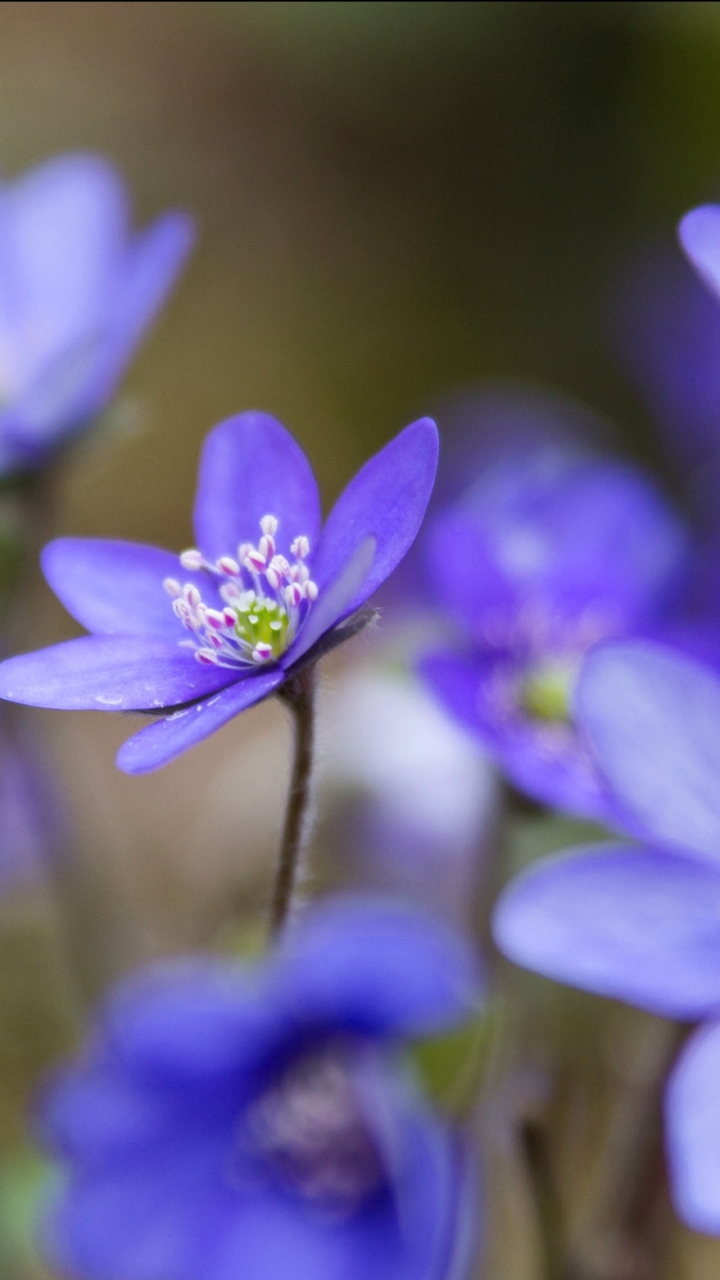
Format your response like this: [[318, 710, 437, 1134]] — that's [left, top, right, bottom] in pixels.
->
[[3, 3, 720, 1276]]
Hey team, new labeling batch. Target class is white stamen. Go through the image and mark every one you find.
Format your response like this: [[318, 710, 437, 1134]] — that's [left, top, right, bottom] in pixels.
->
[[244, 549, 266, 573], [259, 534, 276, 560], [305, 580, 319, 602], [218, 556, 240, 576], [164, 578, 182, 598], [252, 642, 273, 663], [238, 542, 253, 563], [196, 648, 219, 665], [180, 549, 204, 571], [183, 584, 201, 608], [205, 608, 226, 630], [285, 582, 303, 608], [261, 515, 279, 536], [223, 607, 237, 628], [291, 536, 309, 560]]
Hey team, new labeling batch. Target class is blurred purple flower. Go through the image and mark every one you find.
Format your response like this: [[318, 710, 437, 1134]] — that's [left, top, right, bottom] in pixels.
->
[[0, 152, 193, 473], [418, 395, 688, 822], [494, 640, 720, 1234], [39, 897, 479, 1280], [0, 412, 438, 773]]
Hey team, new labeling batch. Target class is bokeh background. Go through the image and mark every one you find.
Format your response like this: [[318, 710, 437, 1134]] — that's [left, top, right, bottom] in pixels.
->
[[3, 3, 720, 1276]]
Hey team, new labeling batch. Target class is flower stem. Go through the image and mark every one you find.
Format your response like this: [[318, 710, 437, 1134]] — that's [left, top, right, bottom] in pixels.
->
[[270, 666, 316, 937]]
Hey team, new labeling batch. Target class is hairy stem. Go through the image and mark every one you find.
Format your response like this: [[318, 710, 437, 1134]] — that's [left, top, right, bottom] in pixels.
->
[[270, 666, 317, 937]]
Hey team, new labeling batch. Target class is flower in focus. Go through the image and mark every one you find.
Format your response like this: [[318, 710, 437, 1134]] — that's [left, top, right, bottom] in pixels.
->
[[0, 152, 193, 473], [0, 411, 438, 772], [494, 639, 720, 1233], [418, 393, 688, 821], [39, 897, 479, 1280]]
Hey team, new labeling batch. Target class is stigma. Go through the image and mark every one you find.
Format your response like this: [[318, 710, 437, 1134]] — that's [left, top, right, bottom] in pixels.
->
[[164, 515, 319, 668]]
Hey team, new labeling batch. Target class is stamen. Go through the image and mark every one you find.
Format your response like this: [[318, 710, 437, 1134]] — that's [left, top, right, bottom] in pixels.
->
[[180, 549, 204, 571], [170, 514, 319, 670]]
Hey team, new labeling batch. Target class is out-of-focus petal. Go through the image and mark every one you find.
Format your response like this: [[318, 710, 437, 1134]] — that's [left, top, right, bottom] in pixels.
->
[[41, 538, 200, 639], [310, 419, 439, 619], [577, 641, 720, 861], [666, 1021, 720, 1234], [193, 413, 321, 564], [0, 636, 233, 710], [494, 844, 720, 1018], [116, 669, 284, 774], [97, 960, 280, 1083], [44, 1139, 229, 1280], [284, 537, 375, 667], [679, 205, 720, 303], [273, 897, 481, 1037], [0, 154, 127, 382]]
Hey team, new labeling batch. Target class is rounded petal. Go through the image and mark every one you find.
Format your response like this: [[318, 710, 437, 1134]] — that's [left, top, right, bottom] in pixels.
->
[[666, 1021, 720, 1234], [494, 845, 720, 1018], [0, 636, 234, 710], [576, 640, 720, 861], [96, 959, 280, 1084], [41, 538, 198, 638], [115, 669, 284, 773], [274, 896, 481, 1038], [310, 418, 439, 618], [107, 210, 194, 360], [419, 651, 618, 824], [679, 205, 720, 303], [193, 413, 321, 564], [0, 154, 127, 381], [44, 1139, 228, 1280]]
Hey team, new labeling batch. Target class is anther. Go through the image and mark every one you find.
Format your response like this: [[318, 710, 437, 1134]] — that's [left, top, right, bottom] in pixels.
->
[[222, 607, 237, 628], [196, 648, 219, 665], [180, 549, 204, 571], [259, 534, 276, 560], [260, 515, 279, 536], [252, 642, 273, 663], [285, 582, 303, 608], [305, 580, 319, 602], [218, 556, 240, 577], [205, 609, 226, 630], [164, 578, 182, 598], [238, 542, 253, 563], [183, 584, 201, 608], [244, 549, 267, 573], [291, 536, 309, 560]]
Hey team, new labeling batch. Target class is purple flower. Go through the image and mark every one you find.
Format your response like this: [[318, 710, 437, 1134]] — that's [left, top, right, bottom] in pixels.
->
[[38, 897, 479, 1280], [493, 639, 720, 1233], [0, 152, 193, 473], [0, 412, 438, 773], [418, 397, 688, 822]]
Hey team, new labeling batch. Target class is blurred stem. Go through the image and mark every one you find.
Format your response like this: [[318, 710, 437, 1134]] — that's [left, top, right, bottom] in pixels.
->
[[270, 666, 316, 937], [563, 1019, 686, 1280]]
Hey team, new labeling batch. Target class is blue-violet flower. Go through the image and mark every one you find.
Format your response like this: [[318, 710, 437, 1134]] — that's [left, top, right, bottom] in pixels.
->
[[38, 897, 479, 1280], [418, 406, 687, 823], [494, 638, 720, 1234], [0, 151, 193, 473], [0, 411, 438, 772]]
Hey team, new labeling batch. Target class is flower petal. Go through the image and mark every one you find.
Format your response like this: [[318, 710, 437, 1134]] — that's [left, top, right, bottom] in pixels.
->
[[494, 844, 720, 1018], [41, 538, 199, 639], [0, 154, 127, 382], [0, 636, 233, 710], [193, 413, 321, 564], [576, 640, 720, 860], [419, 651, 618, 824], [116, 669, 284, 773], [311, 418, 439, 618], [44, 1138, 228, 1280], [273, 896, 481, 1037], [678, 204, 720, 303], [666, 1021, 720, 1234], [284, 536, 375, 667]]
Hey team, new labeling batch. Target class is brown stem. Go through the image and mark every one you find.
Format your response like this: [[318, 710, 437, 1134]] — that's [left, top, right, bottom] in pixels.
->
[[270, 665, 316, 937]]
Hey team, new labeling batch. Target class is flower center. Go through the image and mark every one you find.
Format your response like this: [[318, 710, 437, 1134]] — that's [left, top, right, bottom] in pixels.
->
[[519, 657, 576, 723], [239, 1047, 386, 1214], [164, 515, 318, 668]]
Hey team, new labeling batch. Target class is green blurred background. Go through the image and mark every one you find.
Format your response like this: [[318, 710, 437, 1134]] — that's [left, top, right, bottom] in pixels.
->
[[3, 3, 720, 1276]]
